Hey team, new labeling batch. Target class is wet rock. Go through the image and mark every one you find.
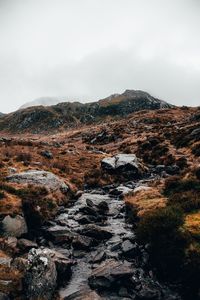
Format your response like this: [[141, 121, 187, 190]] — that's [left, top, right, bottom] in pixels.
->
[[1, 215, 27, 238], [80, 224, 113, 240], [109, 185, 133, 196], [42, 248, 73, 282], [88, 259, 134, 290], [137, 282, 161, 299], [7, 170, 69, 192], [72, 235, 94, 250], [24, 248, 57, 300], [90, 250, 106, 264], [121, 240, 139, 258], [45, 225, 74, 244], [64, 288, 102, 300], [0, 292, 10, 300]]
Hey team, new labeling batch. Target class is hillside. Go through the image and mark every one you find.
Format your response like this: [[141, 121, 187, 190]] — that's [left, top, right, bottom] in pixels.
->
[[0, 90, 172, 133], [0, 105, 200, 299]]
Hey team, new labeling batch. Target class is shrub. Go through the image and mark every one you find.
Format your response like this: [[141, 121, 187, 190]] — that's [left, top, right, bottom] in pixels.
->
[[137, 206, 187, 279], [16, 152, 32, 162], [192, 143, 200, 157], [0, 191, 5, 199], [168, 191, 200, 213], [164, 176, 200, 196]]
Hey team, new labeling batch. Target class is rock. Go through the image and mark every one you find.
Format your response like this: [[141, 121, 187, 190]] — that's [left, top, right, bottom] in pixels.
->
[[72, 235, 94, 250], [24, 248, 57, 300], [0, 292, 10, 300], [109, 185, 133, 196], [17, 239, 38, 251], [41, 248, 73, 281], [101, 154, 146, 178], [133, 186, 151, 193], [40, 150, 53, 159], [7, 170, 69, 192], [78, 193, 110, 210], [121, 240, 139, 258], [1, 215, 27, 238], [88, 259, 134, 290], [90, 250, 106, 264], [80, 224, 113, 240], [7, 167, 17, 175], [64, 288, 102, 300], [45, 225, 74, 244], [137, 283, 161, 299], [165, 164, 180, 175]]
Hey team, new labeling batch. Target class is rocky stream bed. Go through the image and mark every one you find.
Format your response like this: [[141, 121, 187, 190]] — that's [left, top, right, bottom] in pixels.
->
[[24, 177, 182, 300]]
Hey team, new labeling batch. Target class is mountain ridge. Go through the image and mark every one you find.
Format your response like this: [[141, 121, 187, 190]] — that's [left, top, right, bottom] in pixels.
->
[[0, 89, 173, 133]]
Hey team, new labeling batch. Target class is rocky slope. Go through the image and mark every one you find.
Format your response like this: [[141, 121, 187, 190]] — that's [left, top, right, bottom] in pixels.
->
[[0, 90, 172, 133], [0, 106, 199, 299]]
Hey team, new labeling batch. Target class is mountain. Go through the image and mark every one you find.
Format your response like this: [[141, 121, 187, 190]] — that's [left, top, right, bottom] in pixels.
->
[[0, 90, 173, 133], [20, 97, 73, 109]]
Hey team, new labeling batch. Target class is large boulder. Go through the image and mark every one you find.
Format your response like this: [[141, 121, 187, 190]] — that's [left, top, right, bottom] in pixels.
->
[[1, 215, 28, 238], [23, 248, 57, 300], [6, 170, 69, 192], [101, 154, 147, 179]]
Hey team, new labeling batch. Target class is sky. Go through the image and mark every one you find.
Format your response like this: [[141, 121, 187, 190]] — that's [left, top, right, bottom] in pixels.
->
[[0, 0, 200, 113]]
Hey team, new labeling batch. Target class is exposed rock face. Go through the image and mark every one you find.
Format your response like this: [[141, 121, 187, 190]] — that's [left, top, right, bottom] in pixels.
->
[[1, 215, 27, 238], [24, 248, 57, 300], [101, 153, 147, 179], [6, 170, 69, 192]]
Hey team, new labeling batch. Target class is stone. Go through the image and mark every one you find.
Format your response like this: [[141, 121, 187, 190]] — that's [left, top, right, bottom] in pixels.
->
[[17, 239, 38, 251], [42, 248, 73, 281], [64, 288, 102, 300], [2, 215, 27, 238], [0, 292, 10, 300], [24, 248, 57, 300], [7, 170, 69, 192], [90, 250, 106, 264], [88, 259, 134, 290], [121, 240, 138, 258], [80, 224, 113, 240], [101, 154, 146, 178], [40, 150, 53, 159], [72, 235, 93, 250]]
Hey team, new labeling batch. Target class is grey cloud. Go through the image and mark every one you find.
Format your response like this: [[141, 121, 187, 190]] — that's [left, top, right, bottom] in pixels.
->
[[0, 0, 200, 112]]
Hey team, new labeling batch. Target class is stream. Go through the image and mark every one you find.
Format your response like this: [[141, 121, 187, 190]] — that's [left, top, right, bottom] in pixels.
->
[[42, 181, 182, 300]]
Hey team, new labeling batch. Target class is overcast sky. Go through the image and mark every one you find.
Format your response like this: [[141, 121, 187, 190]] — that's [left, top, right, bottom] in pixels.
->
[[0, 0, 200, 113]]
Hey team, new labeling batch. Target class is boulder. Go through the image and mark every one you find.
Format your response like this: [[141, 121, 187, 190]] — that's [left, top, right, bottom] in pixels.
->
[[6, 170, 69, 192], [88, 259, 134, 290], [1, 215, 27, 238], [24, 248, 57, 300], [101, 154, 146, 178]]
